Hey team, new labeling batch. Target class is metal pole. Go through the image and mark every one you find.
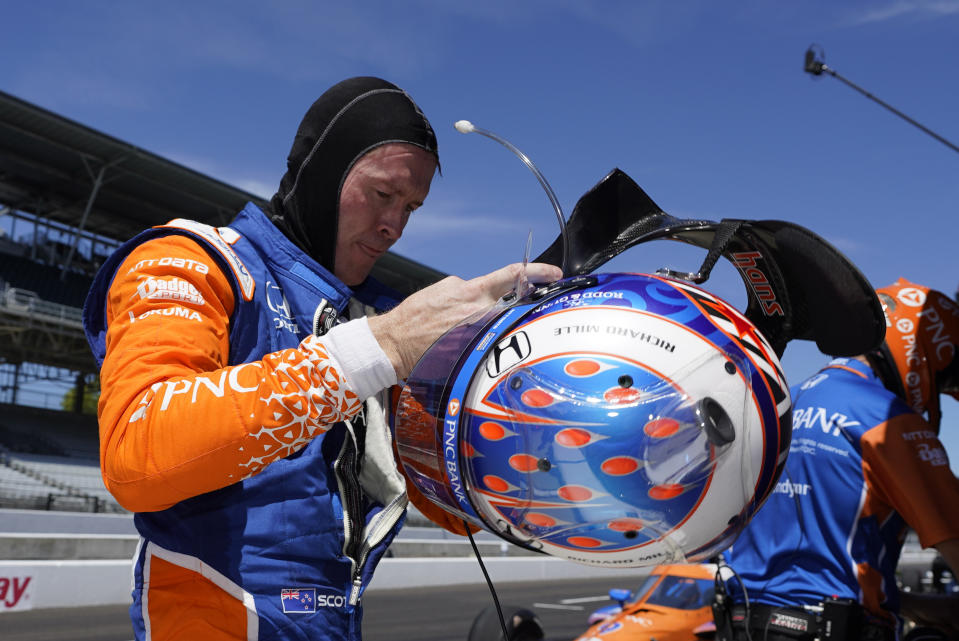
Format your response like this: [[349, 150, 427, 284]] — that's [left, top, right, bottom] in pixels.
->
[[12, 362, 19, 405], [61, 162, 108, 278], [73, 372, 85, 413], [805, 46, 959, 156]]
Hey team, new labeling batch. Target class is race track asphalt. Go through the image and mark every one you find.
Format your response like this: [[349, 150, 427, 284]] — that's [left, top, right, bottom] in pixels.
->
[[1, 575, 635, 641]]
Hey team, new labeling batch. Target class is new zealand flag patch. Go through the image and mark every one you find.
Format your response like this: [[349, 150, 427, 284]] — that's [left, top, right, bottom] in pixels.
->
[[281, 588, 316, 613]]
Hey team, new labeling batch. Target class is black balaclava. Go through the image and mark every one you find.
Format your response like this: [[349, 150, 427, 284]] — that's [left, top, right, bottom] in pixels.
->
[[268, 77, 439, 275]]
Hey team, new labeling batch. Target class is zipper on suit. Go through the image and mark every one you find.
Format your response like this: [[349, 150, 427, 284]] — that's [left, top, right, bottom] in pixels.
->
[[347, 494, 407, 605], [335, 405, 409, 606], [334, 419, 364, 595]]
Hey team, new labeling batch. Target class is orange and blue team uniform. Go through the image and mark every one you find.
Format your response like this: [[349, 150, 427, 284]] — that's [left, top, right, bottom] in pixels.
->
[[725, 357, 959, 627], [83, 203, 464, 641]]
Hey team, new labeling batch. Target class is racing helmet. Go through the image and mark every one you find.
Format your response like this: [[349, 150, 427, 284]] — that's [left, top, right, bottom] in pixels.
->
[[873, 278, 959, 428], [395, 272, 792, 567]]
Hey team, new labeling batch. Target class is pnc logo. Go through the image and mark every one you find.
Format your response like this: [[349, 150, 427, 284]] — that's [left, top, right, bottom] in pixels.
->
[[896, 318, 914, 333], [448, 398, 460, 417], [897, 287, 926, 308]]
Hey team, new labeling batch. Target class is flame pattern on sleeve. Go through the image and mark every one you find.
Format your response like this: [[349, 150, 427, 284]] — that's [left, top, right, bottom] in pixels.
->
[[239, 336, 361, 478]]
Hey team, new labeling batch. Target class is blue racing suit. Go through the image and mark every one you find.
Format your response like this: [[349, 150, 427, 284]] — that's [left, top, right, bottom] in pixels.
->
[[84, 203, 412, 640]]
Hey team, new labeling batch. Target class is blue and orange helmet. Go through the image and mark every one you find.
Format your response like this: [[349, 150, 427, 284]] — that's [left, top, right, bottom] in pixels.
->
[[395, 272, 791, 567]]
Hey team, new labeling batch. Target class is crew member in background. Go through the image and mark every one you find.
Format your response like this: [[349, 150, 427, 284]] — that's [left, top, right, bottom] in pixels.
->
[[714, 278, 959, 641], [83, 76, 561, 641]]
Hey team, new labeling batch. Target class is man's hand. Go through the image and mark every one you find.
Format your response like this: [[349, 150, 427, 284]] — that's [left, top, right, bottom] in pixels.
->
[[369, 262, 563, 380]]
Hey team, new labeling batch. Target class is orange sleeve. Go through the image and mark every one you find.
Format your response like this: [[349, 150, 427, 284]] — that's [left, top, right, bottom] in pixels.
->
[[860, 413, 959, 548], [98, 234, 364, 513]]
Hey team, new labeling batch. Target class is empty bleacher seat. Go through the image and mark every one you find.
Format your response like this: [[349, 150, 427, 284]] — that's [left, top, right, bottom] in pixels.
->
[[0, 403, 99, 459], [0, 251, 92, 308], [2, 452, 121, 513], [0, 405, 122, 513]]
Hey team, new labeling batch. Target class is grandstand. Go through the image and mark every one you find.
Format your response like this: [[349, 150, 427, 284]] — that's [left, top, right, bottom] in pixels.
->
[[0, 88, 446, 516], [0, 401, 115, 512]]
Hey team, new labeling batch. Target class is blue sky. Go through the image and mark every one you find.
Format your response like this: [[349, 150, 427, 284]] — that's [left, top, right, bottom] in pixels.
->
[[2, 1, 958, 469]]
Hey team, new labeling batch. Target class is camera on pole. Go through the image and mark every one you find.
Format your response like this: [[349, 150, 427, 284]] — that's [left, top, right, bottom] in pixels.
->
[[803, 44, 959, 156]]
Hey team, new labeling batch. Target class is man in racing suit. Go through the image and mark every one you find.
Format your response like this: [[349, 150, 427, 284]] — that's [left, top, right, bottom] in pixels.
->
[[83, 77, 561, 641], [715, 279, 959, 641]]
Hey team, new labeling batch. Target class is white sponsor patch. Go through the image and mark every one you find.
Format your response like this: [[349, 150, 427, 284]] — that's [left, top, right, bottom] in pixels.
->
[[163, 219, 255, 300], [917, 442, 949, 467], [897, 287, 926, 308], [128, 256, 209, 274], [136, 276, 205, 305], [128, 306, 203, 324], [773, 480, 811, 498]]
